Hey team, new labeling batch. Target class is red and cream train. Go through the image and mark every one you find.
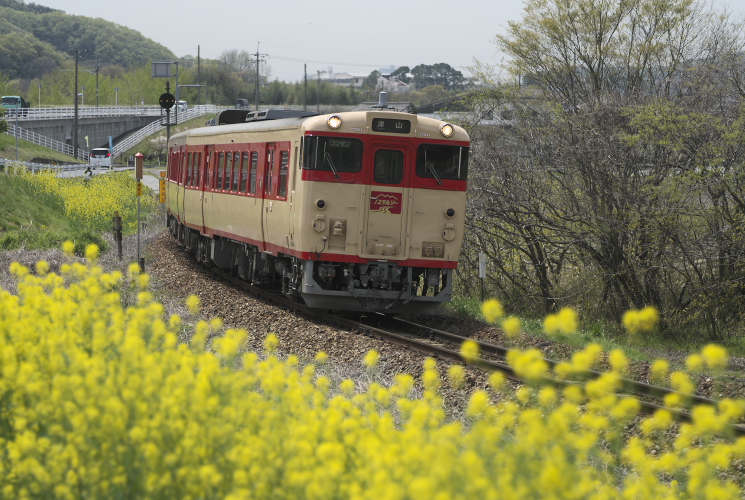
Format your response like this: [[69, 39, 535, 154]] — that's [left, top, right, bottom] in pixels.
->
[[165, 100, 469, 314]]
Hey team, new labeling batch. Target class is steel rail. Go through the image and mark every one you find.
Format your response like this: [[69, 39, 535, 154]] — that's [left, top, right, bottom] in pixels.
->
[[196, 251, 745, 435]]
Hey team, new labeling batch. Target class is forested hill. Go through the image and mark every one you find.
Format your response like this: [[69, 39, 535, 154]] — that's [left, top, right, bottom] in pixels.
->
[[0, 0, 175, 80]]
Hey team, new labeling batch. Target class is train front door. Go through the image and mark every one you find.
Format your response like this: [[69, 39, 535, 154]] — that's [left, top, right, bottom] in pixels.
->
[[360, 144, 411, 260]]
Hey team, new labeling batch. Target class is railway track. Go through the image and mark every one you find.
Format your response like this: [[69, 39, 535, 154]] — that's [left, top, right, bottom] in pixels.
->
[[203, 259, 745, 436]]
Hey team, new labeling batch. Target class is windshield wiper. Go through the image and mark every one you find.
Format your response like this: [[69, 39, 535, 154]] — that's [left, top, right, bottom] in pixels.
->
[[323, 143, 340, 178], [425, 159, 443, 185]]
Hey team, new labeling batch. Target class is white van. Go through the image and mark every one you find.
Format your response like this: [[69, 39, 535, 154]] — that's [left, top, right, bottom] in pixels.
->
[[89, 148, 113, 170], [177, 100, 187, 113]]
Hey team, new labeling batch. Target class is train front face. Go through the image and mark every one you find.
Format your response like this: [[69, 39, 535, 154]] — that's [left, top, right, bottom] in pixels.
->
[[296, 111, 469, 314]]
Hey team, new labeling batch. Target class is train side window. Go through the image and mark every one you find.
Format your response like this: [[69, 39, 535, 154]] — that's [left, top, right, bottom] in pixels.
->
[[266, 150, 274, 195], [205, 153, 212, 189], [416, 144, 469, 181], [239, 153, 249, 193], [227, 153, 234, 191], [194, 153, 202, 187], [374, 149, 404, 184], [279, 151, 289, 198], [174, 152, 180, 181], [180, 152, 188, 186], [216, 153, 224, 191], [185, 153, 191, 186], [249, 152, 258, 194], [188, 153, 193, 187], [304, 136, 362, 173], [192, 153, 199, 187], [231, 152, 241, 192]]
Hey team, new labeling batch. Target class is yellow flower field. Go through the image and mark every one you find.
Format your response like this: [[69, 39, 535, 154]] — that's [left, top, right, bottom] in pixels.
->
[[6, 167, 155, 234], [0, 250, 744, 499]]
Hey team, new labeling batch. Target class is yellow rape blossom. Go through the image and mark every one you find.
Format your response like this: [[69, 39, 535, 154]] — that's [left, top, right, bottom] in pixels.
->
[[543, 307, 578, 336], [0, 251, 743, 499], [501, 316, 521, 338], [84, 244, 100, 262], [608, 349, 629, 375], [481, 298, 504, 323], [447, 365, 466, 389], [185, 294, 201, 314], [460, 339, 480, 364], [686, 354, 704, 373], [363, 349, 379, 369], [701, 344, 729, 371], [650, 359, 669, 384], [622, 306, 659, 335]]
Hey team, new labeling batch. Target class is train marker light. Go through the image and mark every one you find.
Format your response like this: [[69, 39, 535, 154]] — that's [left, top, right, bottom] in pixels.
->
[[316, 199, 326, 209], [440, 123, 454, 137], [327, 115, 342, 129], [446, 208, 455, 218]]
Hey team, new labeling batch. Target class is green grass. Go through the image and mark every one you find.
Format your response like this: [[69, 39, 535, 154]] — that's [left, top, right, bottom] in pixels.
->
[[0, 173, 108, 252], [444, 291, 745, 364], [0, 133, 85, 164]]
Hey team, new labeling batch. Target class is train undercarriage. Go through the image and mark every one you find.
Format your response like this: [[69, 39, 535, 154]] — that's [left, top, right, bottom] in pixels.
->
[[169, 216, 452, 314]]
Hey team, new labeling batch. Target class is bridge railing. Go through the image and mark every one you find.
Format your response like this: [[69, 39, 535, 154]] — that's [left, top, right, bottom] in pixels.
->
[[111, 106, 222, 156], [0, 158, 91, 177], [6, 123, 88, 160], [1, 104, 222, 121], [2, 105, 223, 162]]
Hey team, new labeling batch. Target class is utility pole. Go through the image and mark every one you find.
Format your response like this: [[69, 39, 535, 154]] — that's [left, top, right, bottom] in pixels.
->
[[69, 47, 87, 160], [95, 58, 100, 108], [304, 64, 307, 112], [197, 45, 201, 106], [316, 70, 326, 113], [252, 42, 267, 111]]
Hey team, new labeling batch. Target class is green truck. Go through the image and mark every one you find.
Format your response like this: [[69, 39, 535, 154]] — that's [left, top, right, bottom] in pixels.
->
[[1, 95, 30, 116]]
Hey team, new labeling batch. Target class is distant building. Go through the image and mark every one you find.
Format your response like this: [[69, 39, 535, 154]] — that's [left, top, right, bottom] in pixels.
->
[[377, 74, 411, 93], [328, 73, 366, 88]]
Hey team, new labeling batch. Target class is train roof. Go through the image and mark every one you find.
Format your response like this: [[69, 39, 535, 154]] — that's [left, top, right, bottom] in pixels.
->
[[170, 108, 469, 143]]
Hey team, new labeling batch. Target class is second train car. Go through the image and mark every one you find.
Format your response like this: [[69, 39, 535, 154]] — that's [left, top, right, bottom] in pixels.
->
[[166, 100, 469, 314]]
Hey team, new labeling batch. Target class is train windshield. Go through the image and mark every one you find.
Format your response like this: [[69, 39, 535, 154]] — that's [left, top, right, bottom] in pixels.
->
[[416, 144, 469, 182], [304, 136, 363, 173]]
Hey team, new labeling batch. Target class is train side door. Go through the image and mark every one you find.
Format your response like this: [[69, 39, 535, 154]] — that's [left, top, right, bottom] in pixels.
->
[[176, 149, 187, 223], [360, 143, 411, 259], [262, 142, 289, 251], [201, 146, 214, 235], [256, 143, 271, 252]]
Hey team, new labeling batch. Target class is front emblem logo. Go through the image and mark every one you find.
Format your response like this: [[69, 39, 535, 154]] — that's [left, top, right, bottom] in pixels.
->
[[370, 191, 402, 214]]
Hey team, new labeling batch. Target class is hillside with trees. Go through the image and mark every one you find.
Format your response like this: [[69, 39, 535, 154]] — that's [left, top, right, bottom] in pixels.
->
[[0, 0, 174, 80]]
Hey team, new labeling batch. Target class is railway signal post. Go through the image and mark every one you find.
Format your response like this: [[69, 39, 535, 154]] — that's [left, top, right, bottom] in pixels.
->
[[135, 152, 144, 271]]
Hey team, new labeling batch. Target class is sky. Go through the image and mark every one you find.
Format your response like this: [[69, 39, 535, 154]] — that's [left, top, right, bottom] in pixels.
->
[[42, 0, 528, 82], [40, 0, 745, 82]]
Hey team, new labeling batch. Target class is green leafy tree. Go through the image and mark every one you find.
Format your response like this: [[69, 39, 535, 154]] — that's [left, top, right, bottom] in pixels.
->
[[391, 66, 410, 83], [464, 0, 745, 339], [362, 70, 380, 89], [411, 63, 465, 90]]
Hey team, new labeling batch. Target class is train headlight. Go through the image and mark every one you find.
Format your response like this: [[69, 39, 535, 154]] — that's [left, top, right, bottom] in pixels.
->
[[440, 123, 454, 137], [327, 115, 342, 129]]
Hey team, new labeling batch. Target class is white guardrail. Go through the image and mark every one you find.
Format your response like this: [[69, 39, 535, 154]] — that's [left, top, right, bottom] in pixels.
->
[[1, 105, 222, 162], [1, 105, 216, 120], [0, 158, 97, 177]]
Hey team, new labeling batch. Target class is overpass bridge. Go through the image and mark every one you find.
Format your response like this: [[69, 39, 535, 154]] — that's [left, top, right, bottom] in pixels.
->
[[1, 105, 221, 161]]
